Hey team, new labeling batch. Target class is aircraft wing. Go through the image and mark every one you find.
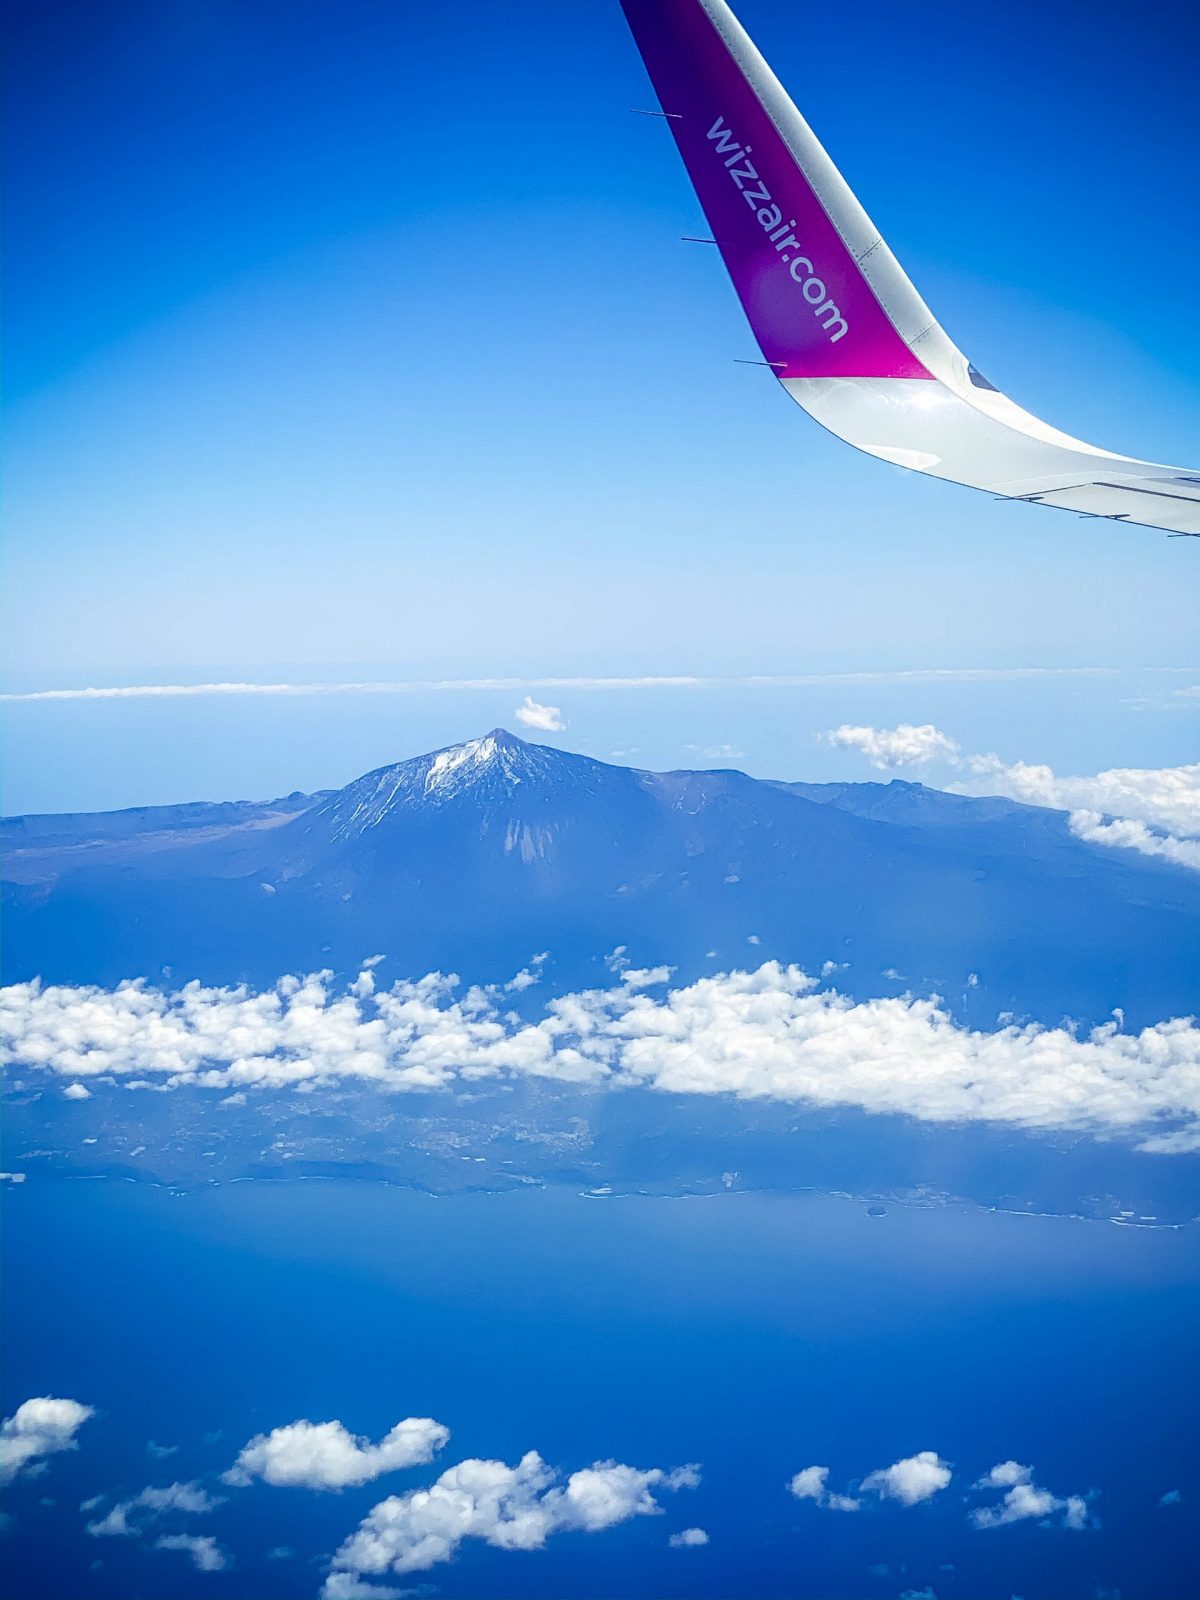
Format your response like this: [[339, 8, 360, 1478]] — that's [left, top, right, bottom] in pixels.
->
[[619, 0, 1200, 536]]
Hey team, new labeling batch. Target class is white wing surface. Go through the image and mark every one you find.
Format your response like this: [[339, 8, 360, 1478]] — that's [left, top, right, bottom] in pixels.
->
[[620, 0, 1200, 535]]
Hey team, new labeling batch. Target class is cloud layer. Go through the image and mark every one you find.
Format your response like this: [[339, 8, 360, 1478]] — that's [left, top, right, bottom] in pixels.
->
[[225, 1417, 450, 1491], [5, 963, 1199, 1150], [823, 722, 1200, 873], [955, 754, 1200, 839], [2, 666, 1153, 704], [323, 1452, 698, 1594], [0, 1397, 94, 1484]]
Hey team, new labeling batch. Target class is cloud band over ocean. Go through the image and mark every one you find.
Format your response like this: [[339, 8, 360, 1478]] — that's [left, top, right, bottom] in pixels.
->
[[4, 962, 1198, 1153]]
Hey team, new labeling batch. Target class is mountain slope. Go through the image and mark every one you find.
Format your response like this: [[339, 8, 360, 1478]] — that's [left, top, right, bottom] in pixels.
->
[[3, 731, 1197, 1028]]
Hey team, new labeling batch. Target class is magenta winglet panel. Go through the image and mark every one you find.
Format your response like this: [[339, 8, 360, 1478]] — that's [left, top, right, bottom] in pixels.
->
[[621, 0, 932, 380]]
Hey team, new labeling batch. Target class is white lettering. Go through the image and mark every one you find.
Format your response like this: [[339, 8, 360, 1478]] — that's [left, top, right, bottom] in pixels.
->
[[707, 114, 850, 348]]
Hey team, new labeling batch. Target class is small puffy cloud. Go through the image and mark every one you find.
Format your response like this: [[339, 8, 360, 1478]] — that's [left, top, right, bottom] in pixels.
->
[[787, 1465, 859, 1511], [824, 723, 960, 770], [862, 1451, 952, 1506], [828, 1492, 862, 1511], [1159, 1489, 1181, 1506], [788, 1465, 829, 1502], [976, 1460, 1028, 1489], [324, 1451, 697, 1591], [669, 1526, 709, 1546], [1, 1398, 94, 1484], [621, 966, 672, 990], [322, 1576, 412, 1600], [514, 697, 565, 733], [971, 1462, 1091, 1530], [146, 1442, 178, 1460], [225, 1417, 450, 1491], [62, 1083, 91, 1100], [154, 1533, 228, 1571], [87, 1481, 224, 1538]]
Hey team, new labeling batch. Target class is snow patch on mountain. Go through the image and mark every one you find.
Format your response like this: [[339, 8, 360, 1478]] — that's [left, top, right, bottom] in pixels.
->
[[425, 734, 513, 795], [314, 730, 581, 842]]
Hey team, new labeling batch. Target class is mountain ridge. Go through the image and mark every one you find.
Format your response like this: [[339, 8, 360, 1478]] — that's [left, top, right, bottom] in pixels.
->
[[4, 730, 1197, 1030]]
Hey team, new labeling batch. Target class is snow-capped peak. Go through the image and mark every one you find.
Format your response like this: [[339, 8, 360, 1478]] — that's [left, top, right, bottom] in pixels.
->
[[312, 730, 587, 841], [424, 732, 511, 795]]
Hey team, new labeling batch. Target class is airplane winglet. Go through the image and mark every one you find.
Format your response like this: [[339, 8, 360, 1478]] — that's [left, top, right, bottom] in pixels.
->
[[620, 0, 1200, 536]]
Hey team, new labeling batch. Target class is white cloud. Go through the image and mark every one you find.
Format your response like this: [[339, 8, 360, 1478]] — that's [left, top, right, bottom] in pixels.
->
[[788, 1465, 828, 1502], [87, 1481, 224, 1538], [321, 1577, 412, 1600], [324, 1452, 698, 1591], [685, 744, 745, 761], [620, 966, 672, 990], [821, 721, 1200, 873], [5, 964, 1200, 1151], [0, 1398, 94, 1484], [957, 754, 1200, 872], [513, 696, 566, 733], [825, 723, 961, 769], [861, 1451, 952, 1506], [154, 1533, 228, 1571], [669, 1526, 709, 1546], [1, 678, 700, 704], [787, 1465, 860, 1511], [224, 1417, 450, 1491], [5, 666, 1157, 705], [827, 1492, 862, 1512], [62, 1083, 91, 1101], [971, 1462, 1090, 1530], [505, 968, 541, 993], [955, 756, 1200, 837], [1067, 811, 1200, 872], [976, 1460, 1028, 1489]]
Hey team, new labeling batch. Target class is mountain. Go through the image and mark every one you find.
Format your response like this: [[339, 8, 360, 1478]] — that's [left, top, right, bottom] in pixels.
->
[[4, 730, 1198, 1027]]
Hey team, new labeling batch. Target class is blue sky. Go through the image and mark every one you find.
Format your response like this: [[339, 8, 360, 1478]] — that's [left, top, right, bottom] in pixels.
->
[[3, 0, 1197, 810]]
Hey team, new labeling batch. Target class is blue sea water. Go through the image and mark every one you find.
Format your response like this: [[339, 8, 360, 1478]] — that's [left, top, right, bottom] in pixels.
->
[[3, 1179, 1197, 1599]]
